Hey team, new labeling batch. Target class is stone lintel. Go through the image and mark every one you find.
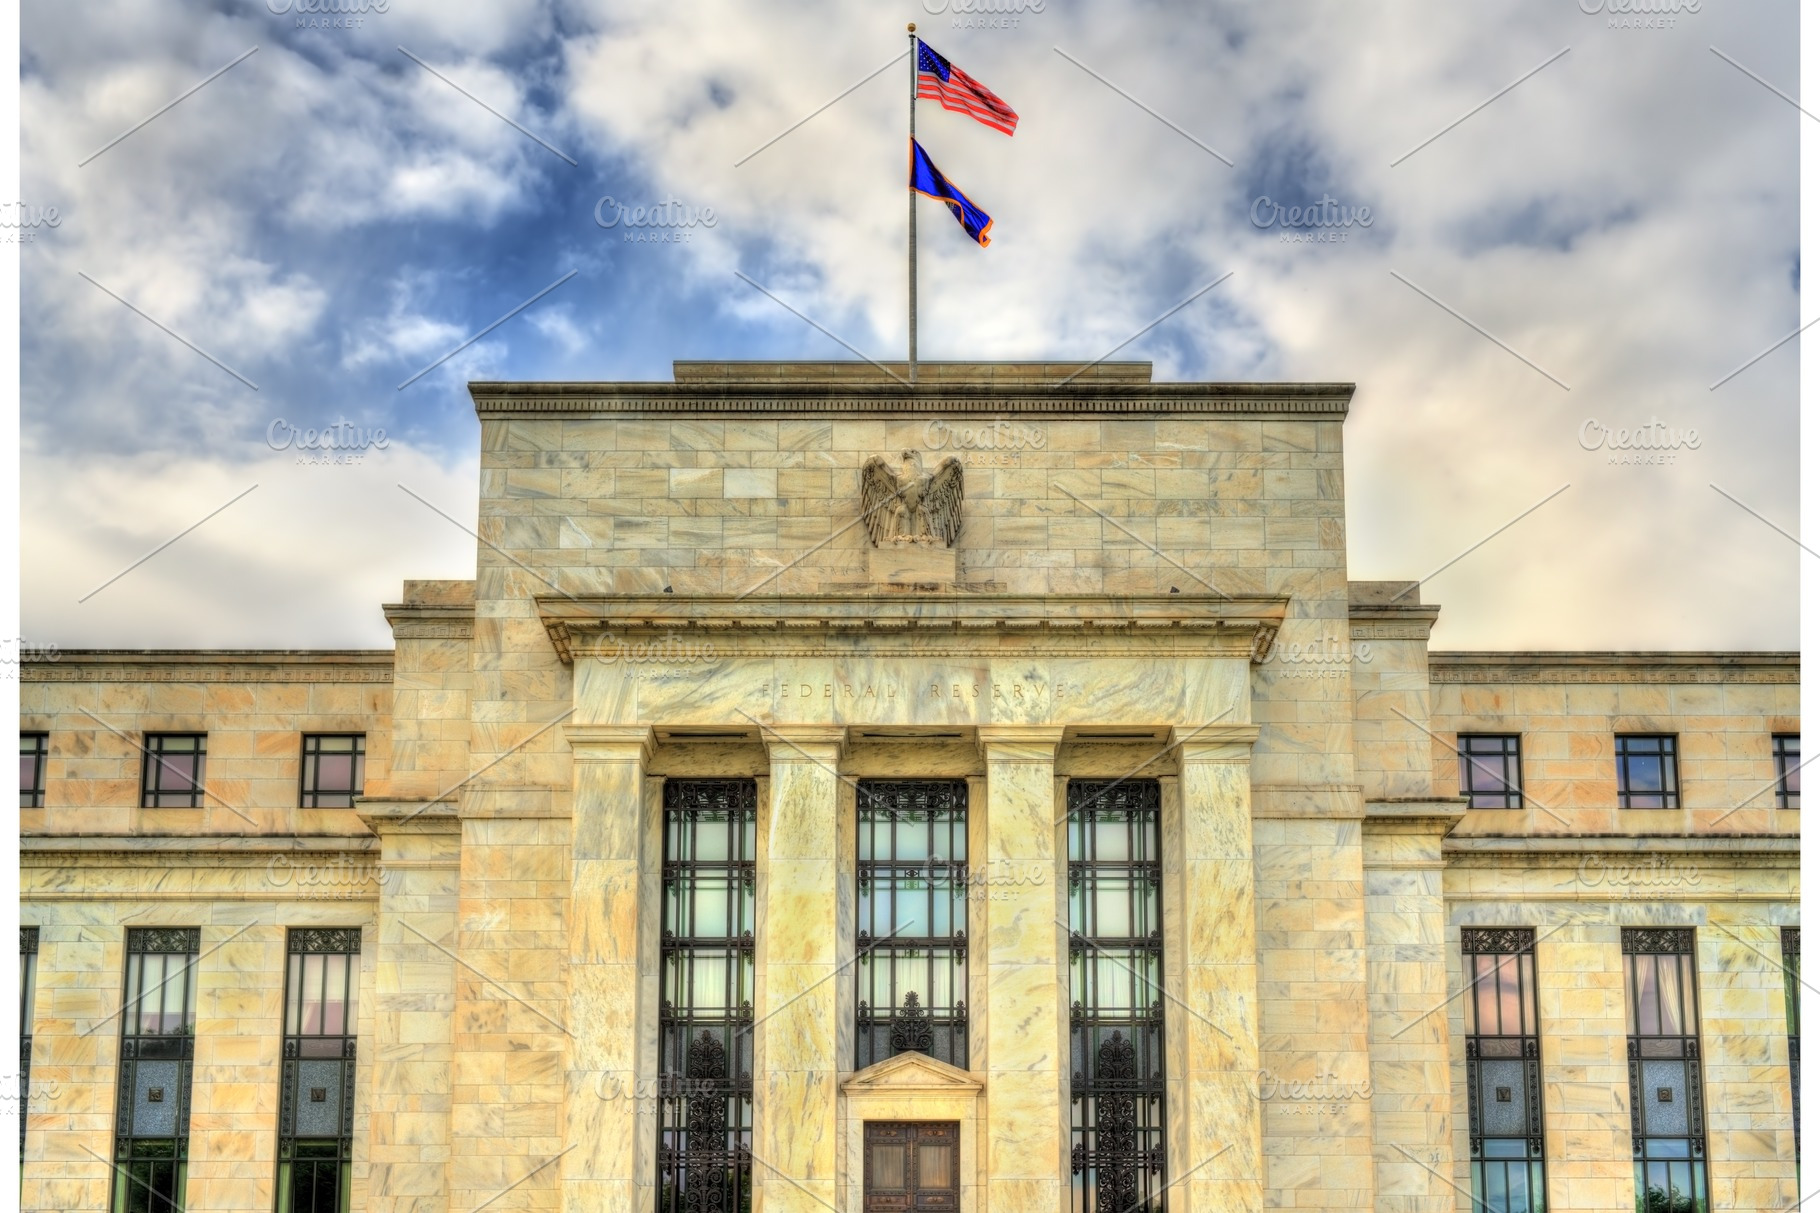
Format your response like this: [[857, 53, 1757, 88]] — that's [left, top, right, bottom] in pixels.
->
[[356, 799, 460, 835], [759, 723, 848, 762], [565, 724, 656, 764], [1173, 724, 1262, 763], [975, 725, 1066, 762]]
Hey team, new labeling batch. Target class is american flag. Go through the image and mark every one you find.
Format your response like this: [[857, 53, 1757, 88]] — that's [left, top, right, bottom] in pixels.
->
[[916, 39, 1018, 136]]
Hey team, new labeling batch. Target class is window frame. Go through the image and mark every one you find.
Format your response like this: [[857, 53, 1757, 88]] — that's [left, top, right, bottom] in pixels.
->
[[1067, 777, 1167, 1213], [112, 927, 201, 1213], [298, 735, 367, 809], [19, 732, 48, 809], [21, 926, 38, 1164], [276, 928, 361, 1213], [1457, 734, 1525, 810], [1614, 734, 1680, 810], [656, 778, 756, 1213], [855, 779, 971, 1072], [140, 735, 208, 810], [1622, 927, 1709, 1213], [1461, 927, 1547, 1213], [1773, 734, 1800, 811]]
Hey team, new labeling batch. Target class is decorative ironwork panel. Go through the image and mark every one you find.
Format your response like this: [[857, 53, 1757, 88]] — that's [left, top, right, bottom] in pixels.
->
[[857, 780, 969, 1071], [127, 928, 201, 955], [113, 929, 200, 1213], [1461, 927, 1536, 956], [1623, 928, 1709, 1213], [1068, 779, 1166, 1213], [659, 779, 756, 1213], [288, 928, 362, 956], [1622, 927, 1697, 955]]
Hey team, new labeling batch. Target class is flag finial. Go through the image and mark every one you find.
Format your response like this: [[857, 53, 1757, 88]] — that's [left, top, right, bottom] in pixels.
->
[[908, 22, 916, 32]]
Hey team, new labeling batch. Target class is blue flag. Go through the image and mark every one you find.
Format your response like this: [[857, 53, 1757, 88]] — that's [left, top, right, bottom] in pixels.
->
[[909, 138, 993, 247]]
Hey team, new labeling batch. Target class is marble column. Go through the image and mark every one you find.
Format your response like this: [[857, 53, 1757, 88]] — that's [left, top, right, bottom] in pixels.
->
[[753, 726, 846, 1213], [976, 726, 1068, 1213], [1177, 728, 1263, 1213], [562, 725, 655, 1212], [358, 802, 461, 1213]]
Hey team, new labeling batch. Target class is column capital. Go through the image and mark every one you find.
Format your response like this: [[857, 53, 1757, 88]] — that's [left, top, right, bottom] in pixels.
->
[[976, 724, 1066, 762], [1173, 724, 1261, 764], [760, 723, 848, 763], [564, 724, 656, 764]]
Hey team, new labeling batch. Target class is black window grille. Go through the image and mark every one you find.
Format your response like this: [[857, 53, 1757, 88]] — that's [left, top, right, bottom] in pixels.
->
[[658, 779, 756, 1213], [20, 733, 47, 809], [1458, 735, 1524, 809], [1067, 779, 1166, 1213], [1462, 928, 1546, 1212], [1774, 735, 1800, 811], [856, 780, 969, 1071], [21, 927, 38, 1163], [141, 736, 207, 809], [1623, 928, 1708, 1213], [1783, 927, 1799, 1169], [299, 736, 366, 809], [113, 927, 200, 1213], [277, 929, 360, 1213], [1615, 736, 1679, 810]]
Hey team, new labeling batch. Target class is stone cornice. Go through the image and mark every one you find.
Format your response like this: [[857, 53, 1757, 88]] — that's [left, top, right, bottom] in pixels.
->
[[23, 650, 393, 683], [381, 601, 475, 641], [1430, 651, 1798, 684], [1443, 833, 1798, 861], [537, 593, 1288, 665], [21, 833, 377, 859], [470, 373, 1354, 420]]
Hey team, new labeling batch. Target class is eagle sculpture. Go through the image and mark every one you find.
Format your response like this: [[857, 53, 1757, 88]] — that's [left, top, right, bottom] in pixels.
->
[[860, 451, 964, 548]]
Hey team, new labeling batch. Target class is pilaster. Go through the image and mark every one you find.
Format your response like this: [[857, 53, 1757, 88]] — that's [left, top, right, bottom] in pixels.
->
[[976, 725, 1067, 1213], [562, 726, 656, 1213], [1175, 726, 1264, 1213], [753, 726, 847, 1213]]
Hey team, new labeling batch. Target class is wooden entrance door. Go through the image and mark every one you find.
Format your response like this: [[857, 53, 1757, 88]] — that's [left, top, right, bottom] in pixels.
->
[[863, 1121, 959, 1211]]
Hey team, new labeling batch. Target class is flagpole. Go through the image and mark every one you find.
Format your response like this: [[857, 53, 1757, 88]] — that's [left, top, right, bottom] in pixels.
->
[[907, 22, 918, 384]]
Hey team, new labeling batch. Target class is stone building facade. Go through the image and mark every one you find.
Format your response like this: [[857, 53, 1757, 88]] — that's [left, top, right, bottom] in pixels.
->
[[19, 362, 1799, 1213]]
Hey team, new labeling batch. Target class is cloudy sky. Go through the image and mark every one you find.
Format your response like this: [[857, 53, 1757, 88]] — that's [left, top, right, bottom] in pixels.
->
[[19, 0, 1799, 651]]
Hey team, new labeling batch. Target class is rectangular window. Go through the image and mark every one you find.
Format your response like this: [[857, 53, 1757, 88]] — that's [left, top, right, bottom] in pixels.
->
[[856, 780, 969, 1070], [1783, 927, 1799, 1168], [1067, 779, 1166, 1213], [1623, 928, 1708, 1213], [21, 927, 38, 1164], [1774, 735, 1800, 810], [278, 929, 360, 1213], [113, 927, 200, 1213], [658, 780, 756, 1213], [141, 735, 207, 809], [1615, 736, 1679, 810], [299, 736, 367, 809], [20, 733, 47, 809], [1459, 735, 1524, 809], [1462, 928, 1546, 1213]]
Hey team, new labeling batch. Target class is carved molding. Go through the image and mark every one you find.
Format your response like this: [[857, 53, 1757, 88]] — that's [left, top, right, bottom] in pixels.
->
[[538, 593, 1288, 665], [1432, 653, 1797, 685], [470, 378, 1355, 420], [25, 663, 391, 683]]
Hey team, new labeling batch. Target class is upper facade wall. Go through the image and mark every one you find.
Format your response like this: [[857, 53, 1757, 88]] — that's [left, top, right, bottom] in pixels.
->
[[20, 653, 392, 836], [469, 364, 1354, 602], [466, 363, 1362, 790], [1429, 654, 1798, 835]]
